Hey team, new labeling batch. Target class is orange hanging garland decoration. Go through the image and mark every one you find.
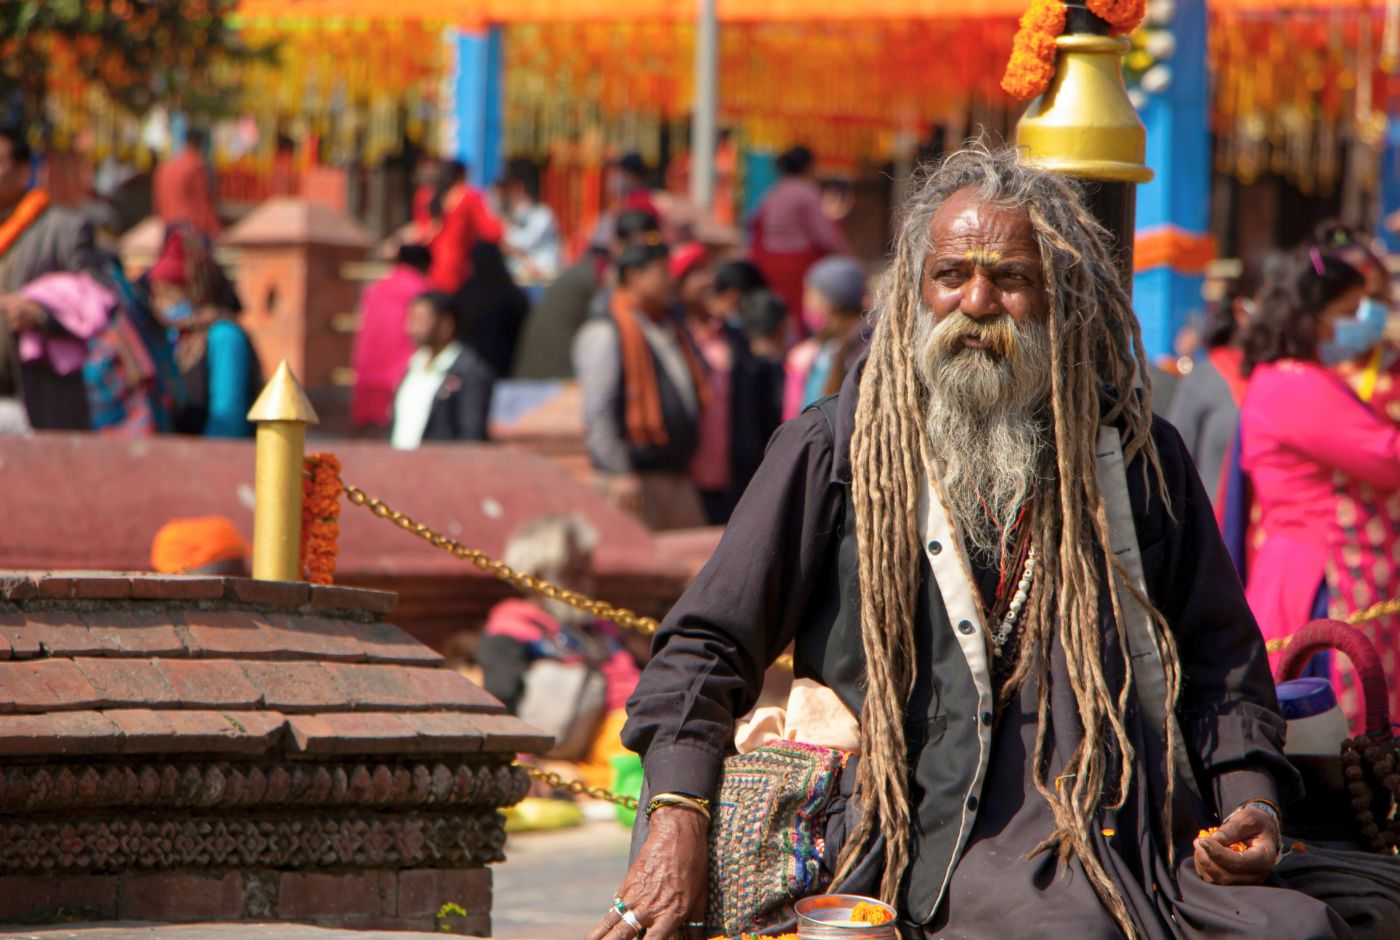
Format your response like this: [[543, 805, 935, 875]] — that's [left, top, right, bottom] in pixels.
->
[[0, 189, 50, 259], [1001, 0, 1067, 101], [300, 453, 342, 585]]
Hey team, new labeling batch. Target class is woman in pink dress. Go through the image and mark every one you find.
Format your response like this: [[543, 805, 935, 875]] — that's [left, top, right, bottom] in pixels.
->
[[1239, 249, 1400, 730]]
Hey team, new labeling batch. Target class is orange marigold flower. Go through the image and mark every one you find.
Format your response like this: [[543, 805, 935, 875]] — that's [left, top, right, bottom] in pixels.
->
[[1197, 827, 1248, 853], [850, 902, 895, 925], [1001, 0, 1067, 101], [1087, 0, 1146, 34]]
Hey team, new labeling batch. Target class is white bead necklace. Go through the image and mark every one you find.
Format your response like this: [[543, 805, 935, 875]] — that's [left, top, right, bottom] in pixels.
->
[[990, 546, 1038, 657]]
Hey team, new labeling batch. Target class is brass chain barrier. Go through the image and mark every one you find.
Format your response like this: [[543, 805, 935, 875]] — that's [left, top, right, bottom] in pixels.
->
[[1265, 597, 1400, 654], [337, 474, 796, 670], [516, 762, 640, 810], [340, 479, 662, 635], [1347, 597, 1400, 627]]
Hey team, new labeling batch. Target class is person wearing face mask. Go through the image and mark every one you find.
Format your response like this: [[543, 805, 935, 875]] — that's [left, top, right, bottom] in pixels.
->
[[1238, 248, 1400, 731], [1310, 223, 1398, 407], [147, 226, 261, 438], [781, 255, 868, 421]]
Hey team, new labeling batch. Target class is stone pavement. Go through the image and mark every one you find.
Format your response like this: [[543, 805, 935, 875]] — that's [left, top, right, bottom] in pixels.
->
[[1, 820, 632, 940], [494, 819, 633, 938]]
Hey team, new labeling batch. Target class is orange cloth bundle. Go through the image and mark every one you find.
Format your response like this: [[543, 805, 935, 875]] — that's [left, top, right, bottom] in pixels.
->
[[150, 516, 249, 573]]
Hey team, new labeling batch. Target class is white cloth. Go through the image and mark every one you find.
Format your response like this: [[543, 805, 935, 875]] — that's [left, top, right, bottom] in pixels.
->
[[0, 398, 30, 436], [390, 342, 462, 450], [504, 202, 562, 283]]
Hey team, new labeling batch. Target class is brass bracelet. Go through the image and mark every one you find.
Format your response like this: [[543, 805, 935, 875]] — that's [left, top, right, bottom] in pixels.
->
[[646, 793, 712, 821]]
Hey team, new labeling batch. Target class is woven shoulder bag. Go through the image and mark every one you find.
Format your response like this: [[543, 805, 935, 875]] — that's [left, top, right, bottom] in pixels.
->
[[704, 739, 849, 937]]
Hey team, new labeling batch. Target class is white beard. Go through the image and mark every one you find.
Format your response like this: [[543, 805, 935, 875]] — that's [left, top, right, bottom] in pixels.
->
[[913, 307, 1053, 561]]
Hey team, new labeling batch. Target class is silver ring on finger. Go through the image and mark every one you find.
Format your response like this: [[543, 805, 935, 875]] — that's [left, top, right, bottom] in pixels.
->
[[621, 910, 645, 935]]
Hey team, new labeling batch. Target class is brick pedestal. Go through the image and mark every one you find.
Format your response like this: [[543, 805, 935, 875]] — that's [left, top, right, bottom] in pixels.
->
[[0, 572, 549, 933]]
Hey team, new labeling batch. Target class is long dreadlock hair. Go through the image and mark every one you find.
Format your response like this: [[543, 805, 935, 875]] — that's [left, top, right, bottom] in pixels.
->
[[832, 145, 1180, 938]]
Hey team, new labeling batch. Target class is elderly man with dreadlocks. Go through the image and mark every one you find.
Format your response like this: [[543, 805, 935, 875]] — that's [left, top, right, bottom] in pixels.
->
[[589, 147, 1346, 940]]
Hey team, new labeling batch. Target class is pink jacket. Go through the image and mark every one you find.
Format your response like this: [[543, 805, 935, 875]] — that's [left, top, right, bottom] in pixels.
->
[[350, 264, 432, 427], [483, 598, 640, 712], [17, 272, 113, 376], [1240, 360, 1400, 661]]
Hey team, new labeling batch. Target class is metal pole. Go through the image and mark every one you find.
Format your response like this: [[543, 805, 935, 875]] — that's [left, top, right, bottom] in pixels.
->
[[690, 0, 718, 215], [246, 361, 319, 582]]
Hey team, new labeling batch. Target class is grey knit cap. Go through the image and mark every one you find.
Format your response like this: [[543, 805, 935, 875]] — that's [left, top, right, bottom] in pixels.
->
[[804, 256, 866, 312]]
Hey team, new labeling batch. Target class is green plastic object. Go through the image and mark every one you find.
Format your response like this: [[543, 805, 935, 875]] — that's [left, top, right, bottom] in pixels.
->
[[610, 752, 644, 828]]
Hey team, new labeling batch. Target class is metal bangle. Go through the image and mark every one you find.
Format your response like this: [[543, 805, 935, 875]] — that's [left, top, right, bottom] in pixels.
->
[[1233, 798, 1282, 825], [646, 793, 712, 821]]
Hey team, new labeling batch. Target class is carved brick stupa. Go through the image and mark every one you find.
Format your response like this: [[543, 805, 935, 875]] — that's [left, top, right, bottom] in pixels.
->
[[0, 571, 549, 933]]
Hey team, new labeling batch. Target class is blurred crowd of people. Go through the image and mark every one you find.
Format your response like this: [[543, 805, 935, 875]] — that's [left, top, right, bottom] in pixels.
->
[[353, 143, 866, 529], [0, 127, 260, 440]]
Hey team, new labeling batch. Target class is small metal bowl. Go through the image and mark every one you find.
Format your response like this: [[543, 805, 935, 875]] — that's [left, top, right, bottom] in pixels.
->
[[794, 895, 898, 940]]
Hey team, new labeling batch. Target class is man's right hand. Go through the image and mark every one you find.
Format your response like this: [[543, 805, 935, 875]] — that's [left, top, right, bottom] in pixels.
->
[[587, 805, 709, 940]]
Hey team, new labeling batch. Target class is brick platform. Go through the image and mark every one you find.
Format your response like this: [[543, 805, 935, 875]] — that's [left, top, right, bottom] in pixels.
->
[[0, 572, 549, 934]]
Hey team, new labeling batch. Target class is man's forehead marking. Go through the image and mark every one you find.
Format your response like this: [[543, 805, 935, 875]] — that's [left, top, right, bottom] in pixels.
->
[[961, 250, 1004, 265]]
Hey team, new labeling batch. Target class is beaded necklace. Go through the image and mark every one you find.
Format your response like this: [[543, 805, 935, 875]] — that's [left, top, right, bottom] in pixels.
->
[[990, 546, 1037, 657]]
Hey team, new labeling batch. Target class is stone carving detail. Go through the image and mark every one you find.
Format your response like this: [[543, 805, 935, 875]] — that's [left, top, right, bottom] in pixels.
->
[[0, 760, 528, 814], [0, 810, 507, 874]]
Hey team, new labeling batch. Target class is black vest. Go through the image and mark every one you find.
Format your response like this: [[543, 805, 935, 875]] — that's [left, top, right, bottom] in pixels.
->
[[792, 400, 983, 923]]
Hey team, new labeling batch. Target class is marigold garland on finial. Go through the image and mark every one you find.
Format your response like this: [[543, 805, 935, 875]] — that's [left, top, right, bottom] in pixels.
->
[[300, 453, 342, 585], [1001, 0, 1147, 101], [1001, 0, 1068, 101]]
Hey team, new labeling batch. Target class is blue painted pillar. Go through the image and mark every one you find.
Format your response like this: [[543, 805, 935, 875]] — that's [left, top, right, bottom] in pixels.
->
[[742, 149, 778, 228], [451, 26, 504, 187], [1131, 0, 1212, 360], [1378, 121, 1400, 253]]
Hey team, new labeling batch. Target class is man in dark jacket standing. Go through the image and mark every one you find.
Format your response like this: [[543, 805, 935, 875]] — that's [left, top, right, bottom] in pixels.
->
[[390, 290, 494, 448]]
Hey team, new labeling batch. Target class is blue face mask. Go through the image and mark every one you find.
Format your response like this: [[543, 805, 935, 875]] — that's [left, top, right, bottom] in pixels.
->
[[1358, 297, 1389, 335], [1319, 309, 1386, 365], [162, 299, 193, 325]]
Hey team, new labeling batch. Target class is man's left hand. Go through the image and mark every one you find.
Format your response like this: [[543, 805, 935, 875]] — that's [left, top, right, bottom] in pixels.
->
[[1194, 806, 1280, 886]]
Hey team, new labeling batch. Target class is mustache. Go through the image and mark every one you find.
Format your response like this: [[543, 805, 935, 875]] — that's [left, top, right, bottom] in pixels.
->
[[930, 311, 1020, 360]]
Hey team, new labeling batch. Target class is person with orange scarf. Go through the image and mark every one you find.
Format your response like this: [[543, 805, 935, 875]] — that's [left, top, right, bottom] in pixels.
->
[[572, 240, 710, 530]]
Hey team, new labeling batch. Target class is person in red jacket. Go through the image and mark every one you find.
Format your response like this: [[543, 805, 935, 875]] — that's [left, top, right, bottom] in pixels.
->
[[427, 160, 504, 293]]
